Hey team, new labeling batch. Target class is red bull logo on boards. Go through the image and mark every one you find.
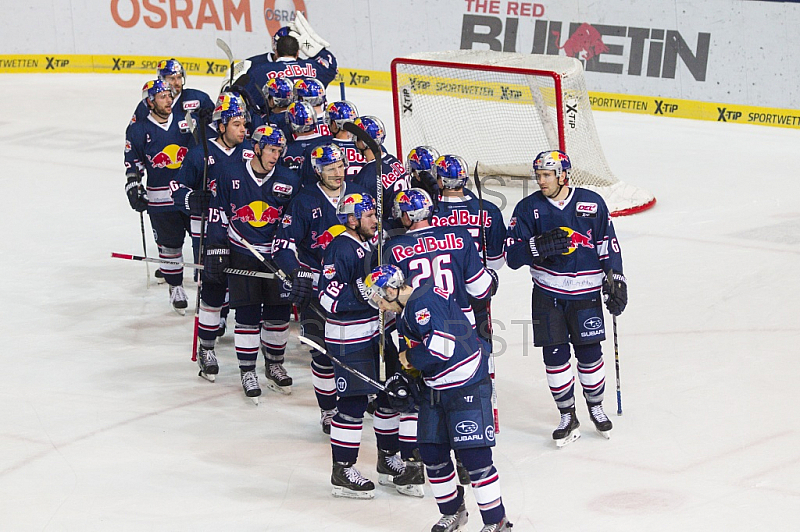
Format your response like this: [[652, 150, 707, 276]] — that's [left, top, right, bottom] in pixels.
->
[[148, 144, 188, 170], [230, 201, 283, 227], [560, 226, 594, 255]]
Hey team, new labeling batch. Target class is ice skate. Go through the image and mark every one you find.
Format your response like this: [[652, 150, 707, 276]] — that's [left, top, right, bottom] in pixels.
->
[[588, 402, 613, 439], [265, 363, 292, 395], [553, 407, 581, 448], [154, 268, 166, 284], [168, 285, 188, 315], [431, 486, 468, 531], [240, 370, 261, 405], [196, 345, 219, 382], [331, 462, 375, 499], [392, 449, 425, 498], [320, 408, 336, 435], [479, 516, 513, 531], [377, 448, 405, 486]]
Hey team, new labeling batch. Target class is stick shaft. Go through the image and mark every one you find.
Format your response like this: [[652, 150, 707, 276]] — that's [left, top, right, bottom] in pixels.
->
[[111, 252, 275, 279]]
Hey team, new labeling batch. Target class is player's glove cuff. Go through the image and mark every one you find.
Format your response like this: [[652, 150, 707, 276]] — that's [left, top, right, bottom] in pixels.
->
[[529, 237, 540, 258]]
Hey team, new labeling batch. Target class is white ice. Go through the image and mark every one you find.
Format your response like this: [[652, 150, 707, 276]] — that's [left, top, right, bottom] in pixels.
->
[[1, 73, 799, 531]]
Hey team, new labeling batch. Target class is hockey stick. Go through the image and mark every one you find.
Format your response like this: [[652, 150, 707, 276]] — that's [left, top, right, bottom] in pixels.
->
[[607, 269, 623, 416], [339, 81, 346, 101], [139, 211, 150, 288], [191, 112, 211, 362], [298, 336, 407, 399], [217, 38, 235, 89], [342, 121, 386, 375], [111, 252, 275, 279], [473, 162, 500, 433]]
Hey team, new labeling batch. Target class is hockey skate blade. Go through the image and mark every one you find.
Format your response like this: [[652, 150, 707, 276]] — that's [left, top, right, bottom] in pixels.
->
[[555, 428, 581, 448], [198, 370, 216, 382], [265, 381, 292, 395], [331, 486, 375, 499], [395, 483, 425, 498], [378, 473, 394, 486], [249, 396, 259, 405], [596, 427, 612, 439], [172, 307, 187, 316]]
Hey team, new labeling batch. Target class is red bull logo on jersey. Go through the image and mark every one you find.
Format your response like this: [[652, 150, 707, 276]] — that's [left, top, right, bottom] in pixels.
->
[[311, 224, 346, 250], [560, 227, 594, 255], [266, 64, 318, 82], [391, 233, 465, 261], [230, 201, 283, 227], [431, 209, 491, 228], [323, 264, 336, 279], [380, 161, 407, 189], [344, 147, 366, 164], [148, 144, 188, 170]]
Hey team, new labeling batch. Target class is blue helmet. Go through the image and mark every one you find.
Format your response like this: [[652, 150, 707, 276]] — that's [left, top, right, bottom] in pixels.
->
[[293, 78, 326, 107], [336, 193, 376, 225], [363, 264, 405, 309], [435, 154, 469, 189], [392, 188, 434, 223], [310, 143, 348, 176], [286, 101, 318, 134], [141, 79, 173, 104], [324, 100, 359, 129], [157, 59, 185, 84], [252, 125, 287, 155], [353, 115, 386, 146], [406, 146, 440, 174], [213, 92, 248, 125], [262, 77, 294, 108], [533, 150, 572, 182], [272, 26, 291, 52]]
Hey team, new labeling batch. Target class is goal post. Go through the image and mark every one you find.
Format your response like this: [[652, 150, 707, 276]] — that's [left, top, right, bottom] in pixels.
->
[[390, 50, 656, 216]]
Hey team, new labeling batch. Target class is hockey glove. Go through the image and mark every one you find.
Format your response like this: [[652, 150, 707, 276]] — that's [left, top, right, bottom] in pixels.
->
[[486, 268, 499, 297], [186, 189, 213, 216], [530, 227, 570, 258], [203, 246, 230, 285], [289, 11, 330, 58], [197, 107, 213, 125], [603, 272, 628, 316], [125, 176, 148, 212], [385, 372, 417, 412], [289, 267, 314, 310]]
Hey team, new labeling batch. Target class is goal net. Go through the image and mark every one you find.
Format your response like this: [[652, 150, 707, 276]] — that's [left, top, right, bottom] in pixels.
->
[[391, 50, 656, 216]]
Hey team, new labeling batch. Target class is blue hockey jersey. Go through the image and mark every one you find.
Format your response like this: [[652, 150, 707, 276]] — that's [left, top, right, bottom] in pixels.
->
[[353, 153, 411, 229], [207, 160, 301, 257], [432, 193, 506, 270], [282, 132, 332, 174], [397, 286, 486, 391], [272, 181, 369, 282], [131, 88, 214, 128], [124, 113, 197, 212], [504, 187, 623, 299], [174, 138, 255, 238], [386, 225, 493, 324]]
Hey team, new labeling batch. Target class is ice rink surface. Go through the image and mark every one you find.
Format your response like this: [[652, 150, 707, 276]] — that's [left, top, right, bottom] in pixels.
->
[[1, 73, 799, 531]]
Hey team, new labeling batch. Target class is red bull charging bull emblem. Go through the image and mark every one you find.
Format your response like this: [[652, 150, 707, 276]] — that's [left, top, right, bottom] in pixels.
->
[[148, 144, 188, 170], [230, 201, 283, 227], [560, 226, 594, 255], [310, 224, 346, 250]]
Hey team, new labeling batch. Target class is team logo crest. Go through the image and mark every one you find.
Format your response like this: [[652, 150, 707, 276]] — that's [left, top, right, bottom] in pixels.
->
[[415, 308, 431, 325], [508, 217, 517, 229], [323, 264, 336, 279], [281, 214, 292, 227]]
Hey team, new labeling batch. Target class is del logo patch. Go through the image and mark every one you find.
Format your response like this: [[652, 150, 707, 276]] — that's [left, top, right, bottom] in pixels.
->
[[576, 202, 598, 217], [415, 308, 431, 325], [182, 99, 200, 110]]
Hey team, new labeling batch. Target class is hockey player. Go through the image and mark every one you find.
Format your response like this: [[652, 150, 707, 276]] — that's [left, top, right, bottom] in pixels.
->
[[293, 78, 328, 134], [130, 59, 214, 125], [260, 77, 295, 141], [432, 154, 506, 344], [406, 146, 441, 208], [352, 115, 411, 230], [317, 193, 405, 499], [324, 100, 367, 179], [243, 24, 337, 116], [505, 150, 628, 446], [174, 93, 252, 377], [203, 125, 302, 401], [247, 26, 291, 66], [273, 143, 370, 433], [367, 264, 513, 532], [124, 79, 198, 313], [282, 101, 332, 175]]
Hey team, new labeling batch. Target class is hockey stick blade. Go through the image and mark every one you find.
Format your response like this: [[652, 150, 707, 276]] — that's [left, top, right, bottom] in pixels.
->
[[297, 336, 388, 394], [216, 38, 234, 64], [343, 122, 380, 162], [111, 252, 275, 279]]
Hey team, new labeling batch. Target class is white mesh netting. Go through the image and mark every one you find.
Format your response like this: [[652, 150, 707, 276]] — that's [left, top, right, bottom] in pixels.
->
[[391, 50, 655, 215]]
